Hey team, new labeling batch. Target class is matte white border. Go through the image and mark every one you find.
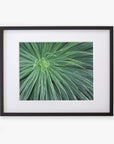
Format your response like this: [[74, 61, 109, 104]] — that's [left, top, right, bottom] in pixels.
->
[[3, 30, 110, 113]]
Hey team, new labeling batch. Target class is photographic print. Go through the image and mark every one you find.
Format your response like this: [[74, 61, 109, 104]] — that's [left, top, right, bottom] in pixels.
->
[[19, 42, 93, 100], [1, 26, 112, 116]]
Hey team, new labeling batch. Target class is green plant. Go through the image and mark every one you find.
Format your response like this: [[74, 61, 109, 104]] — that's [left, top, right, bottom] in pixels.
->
[[20, 42, 93, 100]]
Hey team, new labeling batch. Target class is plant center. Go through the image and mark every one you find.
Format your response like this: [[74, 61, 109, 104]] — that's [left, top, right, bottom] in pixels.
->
[[37, 58, 50, 71]]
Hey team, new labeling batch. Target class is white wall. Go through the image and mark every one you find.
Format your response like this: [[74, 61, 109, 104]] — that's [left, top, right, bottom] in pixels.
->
[[0, 0, 114, 144]]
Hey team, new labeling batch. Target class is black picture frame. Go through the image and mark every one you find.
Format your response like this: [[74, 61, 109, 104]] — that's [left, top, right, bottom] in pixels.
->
[[0, 26, 113, 116]]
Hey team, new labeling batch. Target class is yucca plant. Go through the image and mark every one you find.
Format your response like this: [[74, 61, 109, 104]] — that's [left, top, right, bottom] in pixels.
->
[[20, 42, 93, 100]]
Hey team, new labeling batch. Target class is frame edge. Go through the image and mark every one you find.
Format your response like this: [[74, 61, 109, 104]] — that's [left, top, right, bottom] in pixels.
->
[[110, 26, 113, 116], [0, 27, 3, 116]]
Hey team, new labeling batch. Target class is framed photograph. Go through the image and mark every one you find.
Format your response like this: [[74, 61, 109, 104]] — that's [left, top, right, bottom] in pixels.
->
[[0, 26, 113, 116]]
